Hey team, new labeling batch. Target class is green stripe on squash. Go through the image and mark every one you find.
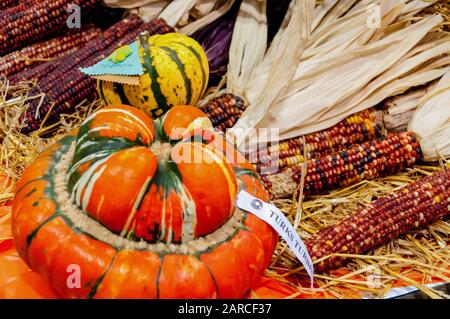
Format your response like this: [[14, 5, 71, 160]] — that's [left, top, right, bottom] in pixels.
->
[[160, 46, 193, 105]]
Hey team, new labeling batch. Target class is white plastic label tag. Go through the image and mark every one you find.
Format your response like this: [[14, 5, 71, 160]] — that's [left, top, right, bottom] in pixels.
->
[[236, 190, 314, 285]]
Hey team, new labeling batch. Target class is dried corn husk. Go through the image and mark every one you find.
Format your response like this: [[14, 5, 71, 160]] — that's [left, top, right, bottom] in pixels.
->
[[242, 0, 406, 115], [408, 70, 450, 161], [191, 0, 220, 19], [402, 0, 440, 18], [180, 0, 236, 36], [230, 0, 450, 152], [304, 37, 450, 135], [240, 10, 449, 149], [230, 0, 315, 147], [158, 0, 199, 26], [313, 0, 361, 31], [226, 0, 268, 96], [135, 1, 171, 22], [105, 0, 225, 26], [103, 0, 164, 9], [102, 0, 227, 22], [383, 85, 431, 132]]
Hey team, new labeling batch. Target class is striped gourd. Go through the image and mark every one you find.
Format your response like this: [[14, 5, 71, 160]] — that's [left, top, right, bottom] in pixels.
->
[[98, 33, 209, 119], [12, 105, 276, 298]]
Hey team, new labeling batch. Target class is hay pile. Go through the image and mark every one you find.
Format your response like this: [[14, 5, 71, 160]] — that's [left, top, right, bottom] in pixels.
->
[[0, 79, 103, 205]]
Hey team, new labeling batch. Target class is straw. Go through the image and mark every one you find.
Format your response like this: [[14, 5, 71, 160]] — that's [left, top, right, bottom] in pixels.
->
[[0, 78, 103, 205]]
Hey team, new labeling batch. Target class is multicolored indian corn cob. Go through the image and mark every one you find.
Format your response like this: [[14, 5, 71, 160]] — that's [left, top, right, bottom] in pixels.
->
[[265, 132, 422, 198], [0, 0, 19, 10], [306, 168, 450, 272], [253, 109, 385, 175], [11, 16, 142, 85], [20, 18, 174, 133], [36, 15, 144, 92], [0, 2, 26, 21], [199, 92, 248, 131], [0, 26, 101, 77], [0, 0, 101, 56], [9, 55, 63, 85]]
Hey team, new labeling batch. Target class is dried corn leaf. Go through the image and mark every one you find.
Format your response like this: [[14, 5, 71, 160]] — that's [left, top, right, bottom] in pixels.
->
[[385, 86, 429, 116], [242, 2, 401, 114], [103, 0, 164, 9], [313, 0, 360, 32], [295, 65, 450, 140], [192, 0, 219, 18], [383, 85, 431, 131], [227, 0, 267, 95], [158, 0, 198, 27], [248, 14, 444, 145], [400, 0, 440, 18], [321, 39, 450, 119], [312, 0, 341, 31], [230, 0, 315, 147], [134, 1, 171, 22], [180, 0, 236, 35], [409, 70, 450, 161], [305, 0, 404, 68]]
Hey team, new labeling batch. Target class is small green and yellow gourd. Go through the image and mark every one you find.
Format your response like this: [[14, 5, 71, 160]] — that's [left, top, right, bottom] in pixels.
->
[[98, 33, 209, 119]]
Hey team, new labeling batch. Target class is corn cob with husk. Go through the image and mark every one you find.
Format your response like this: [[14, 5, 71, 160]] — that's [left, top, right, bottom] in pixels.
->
[[226, 1, 450, 199], [193, 4, 238, 82], [0, 0, 101, 56], [232, 1, 450, 148], [264, 68, 450, 199], [19, 17, 174, 133], [253, 109, 385, 175], [197, 0, 268, 130], [265, 132, 422, 198], [199, 0, 314, 131], [0, 26, 101, 78], [306, 168, 450, 272]]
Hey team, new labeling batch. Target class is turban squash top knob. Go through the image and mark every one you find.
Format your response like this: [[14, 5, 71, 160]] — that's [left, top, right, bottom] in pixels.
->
[[12, 105, 278, 298]]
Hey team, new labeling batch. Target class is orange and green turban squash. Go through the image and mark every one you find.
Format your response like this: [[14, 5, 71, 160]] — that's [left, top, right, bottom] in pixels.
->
[[11, 104, 278, 298]]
